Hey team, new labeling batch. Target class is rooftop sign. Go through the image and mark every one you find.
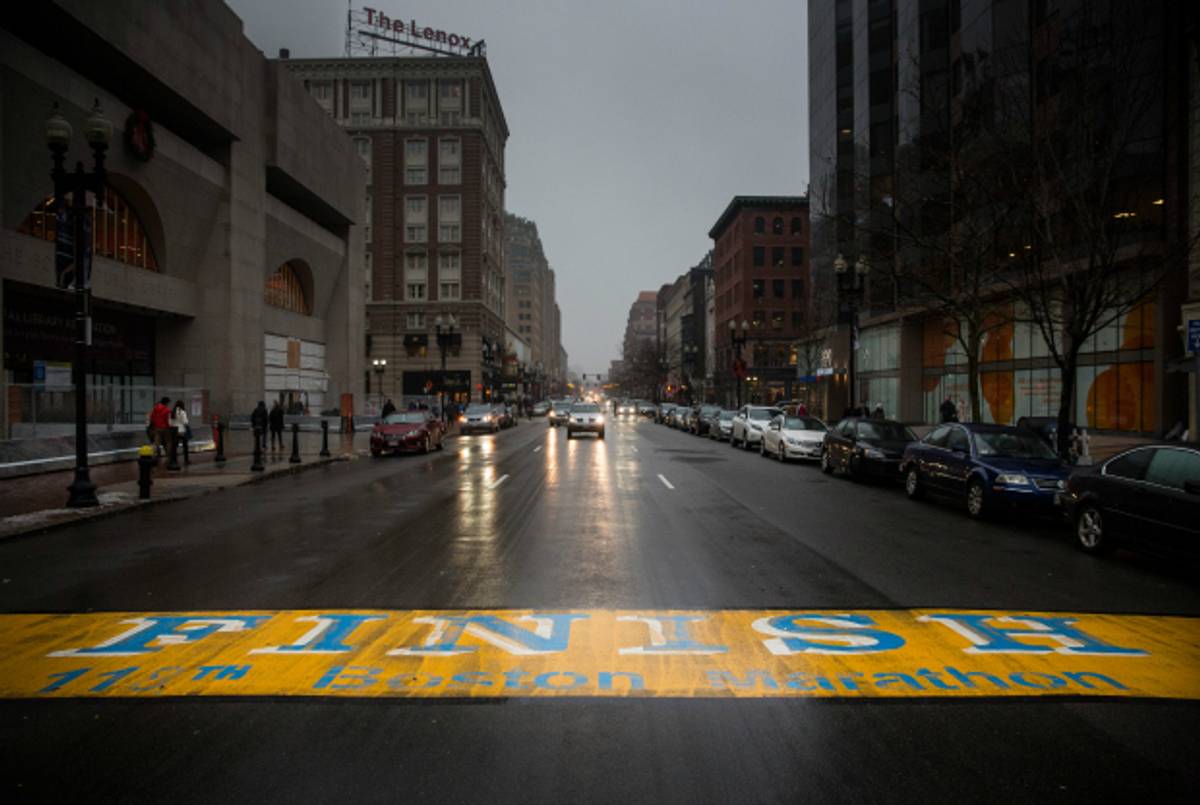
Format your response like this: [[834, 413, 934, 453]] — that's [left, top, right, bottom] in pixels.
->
[[351, 6, 484, 58]]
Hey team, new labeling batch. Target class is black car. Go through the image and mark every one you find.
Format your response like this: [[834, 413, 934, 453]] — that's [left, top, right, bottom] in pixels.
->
[[692, 405, 721, 435], [821, 417, 917, 481], [1063, 444, 1200, 558]]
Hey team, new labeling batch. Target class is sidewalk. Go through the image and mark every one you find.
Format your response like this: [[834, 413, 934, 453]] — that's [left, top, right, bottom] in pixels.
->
[[0, 429, 372, 541]]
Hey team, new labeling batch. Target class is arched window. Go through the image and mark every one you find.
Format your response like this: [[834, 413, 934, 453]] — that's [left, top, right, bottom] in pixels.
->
[[791, 217, 803, 235], [264, 261, 312, 315], [753, 216, 765, 234], [772, 217, 784, 234], [18, 185, 159, 272]]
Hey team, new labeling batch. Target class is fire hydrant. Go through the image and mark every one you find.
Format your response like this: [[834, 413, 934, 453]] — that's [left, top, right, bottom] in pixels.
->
[[137, 444, 155, 499]]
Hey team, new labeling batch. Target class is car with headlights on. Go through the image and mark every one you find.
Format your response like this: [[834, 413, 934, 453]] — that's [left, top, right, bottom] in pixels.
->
[[730, 405, 782, 449], [901, 422, 1069, 519], [617, 399, 638, 417], [548, 400, 572, 427], [566, 402, 605, 439], [821, 417, 916, 481], [461, 403, 501, 434], [532, 401, 550, 417], [760, 414, 828, 461], [1062, 443, 1200, 558], [370, 410, 445, 456]]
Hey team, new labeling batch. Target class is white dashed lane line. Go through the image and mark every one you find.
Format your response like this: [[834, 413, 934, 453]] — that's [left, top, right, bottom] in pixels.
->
[[657, 474, 675, 490], [533, 446, 542, 453], [487, 474, 510, 490]]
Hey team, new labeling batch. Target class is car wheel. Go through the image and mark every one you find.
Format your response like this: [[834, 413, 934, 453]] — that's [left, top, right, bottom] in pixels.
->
[[905, 467, 924, 500], [1075, 505, 1114, 556], [436, 436, 445, 451], [599, 429, 605, 440], [966, 479, 986, 518], [777, 443, 786, 462], [759, 440, 766, 456], [821, 450, 833, 474], [567, 431, 574, 440], [423, 436, 432, 454]]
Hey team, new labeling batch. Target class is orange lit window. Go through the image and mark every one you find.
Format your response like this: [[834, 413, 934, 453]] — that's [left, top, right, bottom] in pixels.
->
[[18, 187, 159, 272], [264, 262, 311, 315]]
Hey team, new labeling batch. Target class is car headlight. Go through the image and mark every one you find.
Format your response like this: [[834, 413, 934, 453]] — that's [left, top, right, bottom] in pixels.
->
[[749, 423, 762, 431], [995, 473, 1031, 486], [862, 447, 886, 459], [785, 437, 800, 445], [595, 416, 605, 425]]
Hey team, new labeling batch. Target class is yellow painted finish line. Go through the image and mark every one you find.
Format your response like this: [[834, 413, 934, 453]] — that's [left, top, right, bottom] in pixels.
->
[[0, 609, 1198, 700]]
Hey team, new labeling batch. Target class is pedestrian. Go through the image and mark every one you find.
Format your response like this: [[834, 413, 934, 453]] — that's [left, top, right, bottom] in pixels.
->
[[940, 395, 958, 423], [381, 398, 396, 419], [251, 400, 268, 448], [149, 396, 173, 458], [797, 403, 808, 416], [171, 400, 191, 465], [872, 402, 885, 419], [268, 400, 285, 451]]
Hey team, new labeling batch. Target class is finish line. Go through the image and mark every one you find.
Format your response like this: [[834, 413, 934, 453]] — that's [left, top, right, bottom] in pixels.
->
[[1, 609, 1197, 700]]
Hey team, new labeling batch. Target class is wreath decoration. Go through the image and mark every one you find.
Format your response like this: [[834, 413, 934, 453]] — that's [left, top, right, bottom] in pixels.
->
[[124, 110, 156, 162]]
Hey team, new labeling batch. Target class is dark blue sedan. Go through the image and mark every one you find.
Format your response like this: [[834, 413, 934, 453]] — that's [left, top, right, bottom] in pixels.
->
[[900, 423, 1070, 518]]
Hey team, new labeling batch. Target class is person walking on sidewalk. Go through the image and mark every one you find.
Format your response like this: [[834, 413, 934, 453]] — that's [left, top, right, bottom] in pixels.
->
[[380, 398, 396, 419], [251, 401, 268, 449], [268, 400, 285, 451], [171, 400, 191, 465], [149, 397, 173, 458]]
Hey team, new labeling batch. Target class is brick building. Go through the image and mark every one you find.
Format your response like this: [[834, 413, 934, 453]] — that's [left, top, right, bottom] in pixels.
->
[[281, 53, 508, 406], [710, 196, 812, 406]]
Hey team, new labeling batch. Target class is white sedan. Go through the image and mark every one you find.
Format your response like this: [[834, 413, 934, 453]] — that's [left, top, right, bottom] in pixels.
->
[[729, 406, 782, 449], [759, 414, 828, 462]]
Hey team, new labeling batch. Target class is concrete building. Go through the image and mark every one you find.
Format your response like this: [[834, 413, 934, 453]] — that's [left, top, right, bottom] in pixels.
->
[[710, 196, 812, 406], [809, 0, 1194, 432], [658, 256, 714, 403], [622, 291, 658, 361], [502, 212, 566, 397], [1, 0, 365, 436], [280, 50, 507, 407]]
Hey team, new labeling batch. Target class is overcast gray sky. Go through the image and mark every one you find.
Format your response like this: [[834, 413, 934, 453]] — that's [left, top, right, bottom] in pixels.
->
[[225, 0, 809, 375]]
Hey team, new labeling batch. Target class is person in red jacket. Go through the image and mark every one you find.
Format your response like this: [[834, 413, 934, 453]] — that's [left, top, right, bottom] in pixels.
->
[[149, 396, 173, 457]]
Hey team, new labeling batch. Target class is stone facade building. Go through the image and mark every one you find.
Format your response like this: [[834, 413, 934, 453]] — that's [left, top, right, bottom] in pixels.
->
[[1, 0, 365, 435], [501, 212, 566, 395]]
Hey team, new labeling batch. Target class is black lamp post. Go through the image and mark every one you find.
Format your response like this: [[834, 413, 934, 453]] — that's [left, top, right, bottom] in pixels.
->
[[47, 100, 112, 508], [834, 253, 870, 412], [371, 357, 387, 398], [728, 318, 750, 408], [682, 344, 699, 404], [435, 313, 457, 414]]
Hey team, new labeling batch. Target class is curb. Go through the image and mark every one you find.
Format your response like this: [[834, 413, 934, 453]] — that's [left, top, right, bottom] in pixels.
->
[[0, 454, 350, 542]]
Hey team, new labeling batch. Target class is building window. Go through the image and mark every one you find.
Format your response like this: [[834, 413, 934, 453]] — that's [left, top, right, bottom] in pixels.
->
[[350, 112, 371, 127], [754, 216, 765, 234], [406, 311, 425, 330], [752, 279, 765, 300], [772, 217, 784, 234], [354, 137, 371, 167], [309, 81, 332, 101], [438, 195, 461, 242], [405, 196, 427, 242], [792, 311, 803, 330], [406, 80, 429, 121], [752, 309, 766, 328], [791, 279, 804, 299], [771, 311, 785, 330], [753, 246, 765, 267], [350, 81, 371, 101], [405, 139, 427, 185], [772, 279, 785, 298], [438, 252, 461, 299], [406, 283, 426, 300], [19, 185, 160, 273], [439, 138, 461, 184], [264, 261, 311, 315], [405, 253, 427, 300], [791, 217, 803, 235], [792, 246, 804, 266], [772, 247, 785, 267]]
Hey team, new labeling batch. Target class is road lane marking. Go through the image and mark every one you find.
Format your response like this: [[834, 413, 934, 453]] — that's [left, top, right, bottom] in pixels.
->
[[533, 446, 542, 453], [657, 473, 674, 489], [1, 609, 1196, 700], [487, 474, 509, 490], [631, 446, 638, 453]]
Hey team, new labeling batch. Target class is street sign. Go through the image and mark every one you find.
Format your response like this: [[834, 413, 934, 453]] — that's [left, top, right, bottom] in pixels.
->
[[54, 207, 73, 289], [1187, 319, 1200, 354]]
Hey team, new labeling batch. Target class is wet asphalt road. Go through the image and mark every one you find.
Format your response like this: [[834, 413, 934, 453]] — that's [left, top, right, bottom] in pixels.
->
[[1, 415, 1197, 803]]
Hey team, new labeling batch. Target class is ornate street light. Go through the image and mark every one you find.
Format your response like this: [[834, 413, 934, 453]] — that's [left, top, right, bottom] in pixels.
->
[[729, 318, 751, 407], [435, 314, 458, 415], [834, 252, 870, 412]]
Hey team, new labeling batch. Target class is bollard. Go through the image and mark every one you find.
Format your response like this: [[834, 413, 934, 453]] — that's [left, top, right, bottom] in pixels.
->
[[166, 428, 181, 471], [320, 419, 331, 457], [137, 445, 155, 499], [289, 422, 302, 464], [251, 426, 265, 472], [215, 420, 226, 464], [180, 427, 190, 466]]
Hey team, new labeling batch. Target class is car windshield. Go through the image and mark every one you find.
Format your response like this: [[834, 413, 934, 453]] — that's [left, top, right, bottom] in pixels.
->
[[857, 421, 915, 441], [973, 429, 1058, 458], [747, 409, 778, 421], [382, 412, 426, 424], [573, 404, 600, 413], [784, 416, 825, 431], [465, 404, 492, 414], [719, 411, 736, 420]]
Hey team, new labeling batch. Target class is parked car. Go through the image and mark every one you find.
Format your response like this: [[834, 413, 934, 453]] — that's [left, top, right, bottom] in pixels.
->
[[821, 417, 916, 481], [656, 404, 677, 424], [692, 405, 721, 435], [495, 403, 517, 428], [730, 406, 783, 449], [531, 401, 550, 417], [638, 401, 658, 417], [460, 403, 501, 434], [760, 414, 828, 462], [668, 406, 691, 430], [1062, 444, 1200, 558], [566, 402, 606, 439], [370, 410, 445, 456], [707, 409, 736, 441], [901, 422, 1070, 518], [548, 400, 572, 427]]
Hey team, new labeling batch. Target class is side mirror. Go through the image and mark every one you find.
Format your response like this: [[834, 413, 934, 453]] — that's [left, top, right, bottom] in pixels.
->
[[1184, 480, 1200, 496]]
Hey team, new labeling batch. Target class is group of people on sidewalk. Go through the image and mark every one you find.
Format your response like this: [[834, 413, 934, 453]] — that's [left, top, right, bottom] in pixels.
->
[[147, 397, 191, 465], [251, 401, 288, 450]]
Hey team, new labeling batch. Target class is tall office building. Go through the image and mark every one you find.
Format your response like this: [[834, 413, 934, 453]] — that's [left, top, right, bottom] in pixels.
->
[[503, 212, 567, 397], [282, 51, 508, 406]]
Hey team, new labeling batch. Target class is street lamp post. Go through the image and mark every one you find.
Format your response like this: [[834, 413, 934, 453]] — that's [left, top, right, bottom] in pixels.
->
[[728, 319, 750, 408], [371, 358, 387, 399], [47, 100, 112, 508], [435, 314, 457, 417], [834, 253, 870, 412], [682, 344, 699, 404]]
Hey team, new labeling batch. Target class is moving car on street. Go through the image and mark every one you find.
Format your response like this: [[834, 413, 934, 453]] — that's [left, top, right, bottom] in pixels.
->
[[548, 400, 572, 427], [370, 410, 445, 456], [821, 417, 916, 481], [617, 399, 638, 416], [460, 403, 501, 434], [760, 414, 828, 462], [1062, 443, 1200, 558], [531, 401, 550, 416], [729, 405, 783, 449], [901, 422, 1069, 519], [566, 402, 605, 439]]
